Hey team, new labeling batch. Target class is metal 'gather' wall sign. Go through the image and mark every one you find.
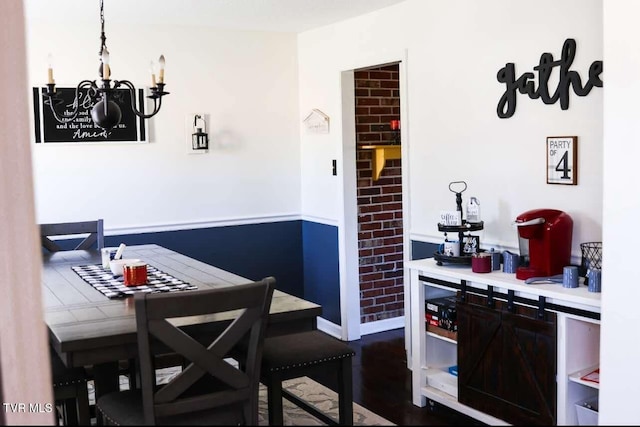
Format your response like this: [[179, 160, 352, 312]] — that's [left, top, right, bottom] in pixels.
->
[[496, 38, 603, 119]]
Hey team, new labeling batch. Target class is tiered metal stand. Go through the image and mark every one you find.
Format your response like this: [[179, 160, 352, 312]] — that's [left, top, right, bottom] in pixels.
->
[[434, 181, 483, 266]]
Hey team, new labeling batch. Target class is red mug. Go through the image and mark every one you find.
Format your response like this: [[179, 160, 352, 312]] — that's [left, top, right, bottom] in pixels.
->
[[123, 262, 148, 286]]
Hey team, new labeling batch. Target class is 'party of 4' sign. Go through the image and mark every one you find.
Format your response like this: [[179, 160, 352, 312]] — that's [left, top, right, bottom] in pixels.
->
[[546, 136, 577, 185]]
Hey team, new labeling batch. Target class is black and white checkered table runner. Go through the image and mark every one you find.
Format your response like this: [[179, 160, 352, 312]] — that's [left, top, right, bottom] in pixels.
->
[[72, 264, 197, 299]]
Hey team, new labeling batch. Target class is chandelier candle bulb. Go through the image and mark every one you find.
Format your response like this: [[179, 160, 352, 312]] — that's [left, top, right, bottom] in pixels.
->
[[158, 54, 166, 83], [150, 61, 157, 87], [101, 48, 110, 80], [47, 54, 54, 84]]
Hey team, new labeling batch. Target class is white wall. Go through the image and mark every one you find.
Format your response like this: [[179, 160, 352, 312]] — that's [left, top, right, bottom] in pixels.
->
[[25, 14, 301, 232], [298, 0, 603, 258], [601, 1, 640, 424]]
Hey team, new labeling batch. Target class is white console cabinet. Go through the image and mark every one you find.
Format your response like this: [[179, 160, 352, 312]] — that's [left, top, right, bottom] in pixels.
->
[[406, 258, 601, 425]]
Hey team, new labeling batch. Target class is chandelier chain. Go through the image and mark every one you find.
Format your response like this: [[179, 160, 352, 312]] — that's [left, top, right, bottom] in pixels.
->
[[99, 0, 107, 57]]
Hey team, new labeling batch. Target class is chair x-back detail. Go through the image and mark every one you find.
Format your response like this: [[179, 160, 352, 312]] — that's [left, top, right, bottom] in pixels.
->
[[40, 219, 105, 252], [96, 277, 276, 426]]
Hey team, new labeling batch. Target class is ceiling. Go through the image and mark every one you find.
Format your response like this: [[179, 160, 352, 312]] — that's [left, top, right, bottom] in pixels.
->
[[24, 0, 406, 33]]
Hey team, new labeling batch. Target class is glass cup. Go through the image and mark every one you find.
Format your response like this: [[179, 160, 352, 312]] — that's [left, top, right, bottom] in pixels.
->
[[101, 247, 118, 269]]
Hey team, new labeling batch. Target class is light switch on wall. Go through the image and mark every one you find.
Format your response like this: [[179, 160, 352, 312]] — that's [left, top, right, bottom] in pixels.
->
[[184, 112, 209, 154]]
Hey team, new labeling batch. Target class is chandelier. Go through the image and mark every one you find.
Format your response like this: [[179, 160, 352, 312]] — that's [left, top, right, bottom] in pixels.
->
[[43, 0, 169, 133]]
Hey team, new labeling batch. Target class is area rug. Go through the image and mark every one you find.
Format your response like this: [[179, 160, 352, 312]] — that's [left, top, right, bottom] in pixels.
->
[[87, 367, 395, 426], [258, 376, 394, 426]]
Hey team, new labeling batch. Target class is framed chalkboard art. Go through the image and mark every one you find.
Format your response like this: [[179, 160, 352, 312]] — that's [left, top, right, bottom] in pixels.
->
[[32, 86, 148, 144]]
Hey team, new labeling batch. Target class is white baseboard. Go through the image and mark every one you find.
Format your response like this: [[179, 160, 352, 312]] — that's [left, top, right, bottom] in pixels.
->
[[316, 316, 405, 341], [359, 316, 405, 336], [316, 317, 343, 339]]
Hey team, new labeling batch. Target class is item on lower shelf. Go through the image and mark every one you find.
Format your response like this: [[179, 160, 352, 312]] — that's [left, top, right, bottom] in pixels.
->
[[575, 397, 598, 426], [448, 365, 458, 376], [426, 323, 457, 341], [580, 368, 600, 384], [425, 313, 439, 327], [426, 296, 457, 331]]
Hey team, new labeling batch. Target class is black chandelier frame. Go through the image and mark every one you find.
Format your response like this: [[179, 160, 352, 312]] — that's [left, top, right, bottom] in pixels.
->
[[43, 0, 168, 132]]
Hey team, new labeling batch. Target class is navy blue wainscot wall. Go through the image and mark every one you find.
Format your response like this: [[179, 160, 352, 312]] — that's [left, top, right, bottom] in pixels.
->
[[301, 221, 340, 325], [53, 220, 343, 326], [411, 240, 439, 260], [105, 221, 304, 298]]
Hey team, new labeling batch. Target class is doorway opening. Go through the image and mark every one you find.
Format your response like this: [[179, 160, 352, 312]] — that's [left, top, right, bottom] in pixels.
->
[[338, 52, 409, 342], [354, 62, 405, 326]]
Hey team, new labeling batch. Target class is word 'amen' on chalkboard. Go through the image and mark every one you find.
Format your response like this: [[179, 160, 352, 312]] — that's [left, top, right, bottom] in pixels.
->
[[32, 87, 146, 143]]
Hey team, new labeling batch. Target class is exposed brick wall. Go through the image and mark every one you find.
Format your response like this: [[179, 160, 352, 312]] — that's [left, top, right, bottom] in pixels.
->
[[354, 65, 401, 145], [355, 64, 403, 324]]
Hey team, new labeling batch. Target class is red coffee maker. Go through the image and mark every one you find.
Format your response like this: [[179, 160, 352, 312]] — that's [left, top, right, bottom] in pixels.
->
[[514, 208, 573, 280]]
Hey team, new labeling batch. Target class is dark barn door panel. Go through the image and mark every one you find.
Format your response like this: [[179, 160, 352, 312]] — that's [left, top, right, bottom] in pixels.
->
[[457, 293, 557, 425]]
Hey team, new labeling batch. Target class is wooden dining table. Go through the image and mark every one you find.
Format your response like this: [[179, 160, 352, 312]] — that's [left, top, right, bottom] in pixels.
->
[[42, 244, 322, 400]]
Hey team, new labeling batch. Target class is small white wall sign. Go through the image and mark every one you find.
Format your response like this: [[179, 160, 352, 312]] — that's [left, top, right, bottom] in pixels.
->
[[303, 109, 330, 134], [546, 136, 577, 185]]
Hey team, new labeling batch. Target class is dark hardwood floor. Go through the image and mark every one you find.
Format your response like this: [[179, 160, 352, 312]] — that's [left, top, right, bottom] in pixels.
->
[[311, 328, 485, 426]]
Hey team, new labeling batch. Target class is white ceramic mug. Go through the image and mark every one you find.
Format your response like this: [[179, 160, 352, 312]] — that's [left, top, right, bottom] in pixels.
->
[[439, 240, 460, 257]]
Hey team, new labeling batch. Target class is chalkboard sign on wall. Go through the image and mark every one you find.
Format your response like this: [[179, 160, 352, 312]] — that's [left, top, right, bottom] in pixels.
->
[[32, 87, 147, 143]]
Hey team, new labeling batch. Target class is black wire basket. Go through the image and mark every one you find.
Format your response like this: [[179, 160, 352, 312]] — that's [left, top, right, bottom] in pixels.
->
[[579, 242, 602, 277]]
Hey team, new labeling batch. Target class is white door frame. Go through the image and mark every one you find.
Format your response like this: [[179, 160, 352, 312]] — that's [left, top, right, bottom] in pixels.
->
[[338, 49, 411, 342]]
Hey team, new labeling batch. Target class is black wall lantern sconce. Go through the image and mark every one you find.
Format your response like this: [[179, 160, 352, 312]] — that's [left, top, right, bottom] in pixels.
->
[[192, 114, 209, 150]]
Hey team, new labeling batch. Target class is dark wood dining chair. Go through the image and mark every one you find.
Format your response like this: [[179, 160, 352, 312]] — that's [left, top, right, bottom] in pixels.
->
[[40, 220, 104, 424], [40, 219, 105, 252], [50, 348, 91, 426], [96, 277, 276, 425]]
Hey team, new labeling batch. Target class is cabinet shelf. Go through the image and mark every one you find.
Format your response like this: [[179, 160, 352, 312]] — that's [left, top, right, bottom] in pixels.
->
[[420, 375, 508, 425], [425, 367, 458, 398], [361, 144, 401, 181], [426, 324, 457, 343], [569, 365, 600, 390]]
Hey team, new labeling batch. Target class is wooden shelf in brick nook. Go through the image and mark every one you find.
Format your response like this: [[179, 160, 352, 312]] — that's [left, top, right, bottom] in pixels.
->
[[361, 145, 401, 181]]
